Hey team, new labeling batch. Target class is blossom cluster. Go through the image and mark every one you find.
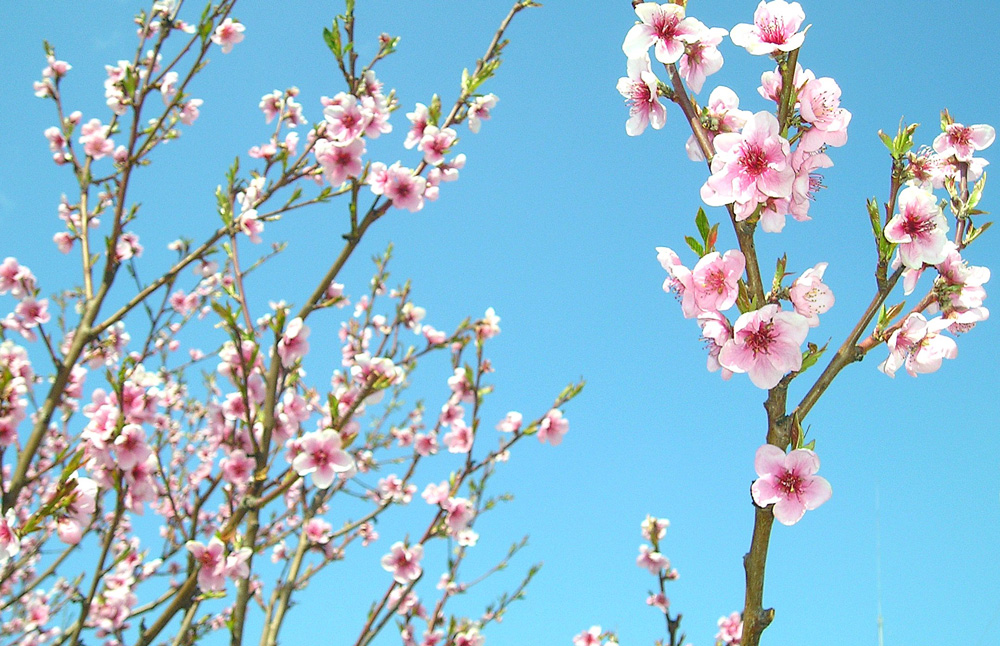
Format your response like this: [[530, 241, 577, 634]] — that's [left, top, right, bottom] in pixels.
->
[[5, 4, 569, 646]]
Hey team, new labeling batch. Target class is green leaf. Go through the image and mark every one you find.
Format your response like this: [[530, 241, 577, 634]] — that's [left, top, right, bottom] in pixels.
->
[[772, 254, 787, 294], [323, 22, 342, 57], [940, 108, 953, 131], [684, 235, 704, 258], [877, 129, 893, 155], [867, 197, 886, 259], [798, 341, 828, 375], [428, 94, 442, 127], [876, 301, 906, 332], [695, 207, 710, 244], [967, 172, 987, 210], [964, 221, 993, 246]]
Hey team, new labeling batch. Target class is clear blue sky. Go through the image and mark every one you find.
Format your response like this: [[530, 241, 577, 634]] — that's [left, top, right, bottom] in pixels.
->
[[2, 1, 999, 645]]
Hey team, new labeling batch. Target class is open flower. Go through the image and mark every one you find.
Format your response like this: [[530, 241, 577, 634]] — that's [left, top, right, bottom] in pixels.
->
[[789, 262, 834, 327], [622, 2, 702, 65], [751, 444, 831, 526], [884, 186, 949, 270], [700, 111, 793, 215], [291, 430, 354, 488], [719, 304, 808, 389], [616, 53, 666, 136], [878, 313, 957, 377], [933, 121, 995, 162], [730, 1, 808, 56], [381, 541, 423, 584]]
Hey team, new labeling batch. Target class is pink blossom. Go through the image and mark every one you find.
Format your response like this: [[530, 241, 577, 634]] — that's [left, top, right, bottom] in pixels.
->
[[700, 112, 793, 215], [404, 103, 430, 148], [186, 537, 227, 591], [573, 626, 603, 646], [686, 86, 752, 162], [0, 509, 19, 564], [79, 119, 115, 160], [698, 311, 734, 379], [616, 53, 666, 137], [277, 317, 310, 367], [305, 517, 333, 544], [368, 162, 426, 212], [444, 496, 476, 533], [476, 307, 501, 340], [220, 449, 255, 486], [237, 209, 264, 243], [641, 515, 669, 540], [884, 186, 949, 270], [787, 146, 833, 222], [623, 2, 702, 65], [730, 1, 808, 56], [225, 547, 252, 581], [418, 126, 457, 165], [115, 231, 143, 260], [180, 98, 203, 125], [378, 474, 416, 504], [381, 541, 423, 584], [538, 408, 568, 446], [789, 262, 834, 327], [878, 313, 958, 378], [454, 628, 484, 646], [114, 423, 151, 470], [442, 419, 474, 453], [259, 90, 282, 123], [719, 304, 808, 389], [291, 430, 354, 488], [211, 18, 245, 54], [798, 77, 851, 152], [421, 481, 450, 506], [496, 411, 522, 433], [758, 62, 813, 105], [324, 93, 369, 143], [636, 544, 668, 574], [716, 612, 744, 645], [467, 93, 498, 134], [933, 121, 995, 162], [691, 250, 745, 314], [656, 247, 698, 318], [414, 432, 438, 456], [678, 22, 728, 94], [44, 126, 66, 152], [14, 297, 50, 328], [934, 243, 990, 324], [53, 231, 74, 253], [751, 444, 832, 525]]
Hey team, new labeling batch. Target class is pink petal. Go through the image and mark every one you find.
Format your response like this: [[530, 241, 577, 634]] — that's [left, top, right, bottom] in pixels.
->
[[784, 449, 820, 477], [754, 444, 786, 477], [772, 495, 807, 525], [800, 475, 832, 510]]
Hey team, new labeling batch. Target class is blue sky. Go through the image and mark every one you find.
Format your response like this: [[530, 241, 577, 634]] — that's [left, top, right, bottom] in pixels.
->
[[2, 1, 999, 645]]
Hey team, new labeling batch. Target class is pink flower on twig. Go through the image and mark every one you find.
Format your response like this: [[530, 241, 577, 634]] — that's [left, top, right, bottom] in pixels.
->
[[751, 444, 831, 526]]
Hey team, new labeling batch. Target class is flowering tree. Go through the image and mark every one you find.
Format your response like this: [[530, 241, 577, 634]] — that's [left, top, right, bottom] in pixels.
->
[[597, 1, 994, 645], [0, 2, 586, 645]]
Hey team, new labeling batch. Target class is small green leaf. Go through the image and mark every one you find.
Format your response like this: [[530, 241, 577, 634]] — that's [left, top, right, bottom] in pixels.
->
[[964, 221, 993, 245], [772, 254, 788, 294], [695, 207, 710, 242], [684, 235, 704, 258], [967, 172, 987, 210], [877, 130, 893, 154], [940, 108, 953, 131], [798, 341, 828, 375], [323, 22, 342, 57]]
